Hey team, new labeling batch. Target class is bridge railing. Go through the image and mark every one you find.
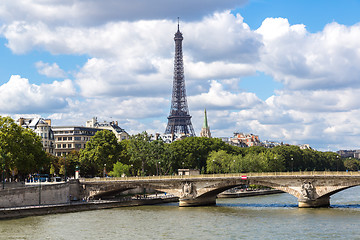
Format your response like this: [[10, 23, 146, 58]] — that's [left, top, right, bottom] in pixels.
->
[[80, 171, 360, 182]]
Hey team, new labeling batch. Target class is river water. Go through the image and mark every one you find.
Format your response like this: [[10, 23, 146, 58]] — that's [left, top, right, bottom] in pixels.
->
[[1, 187, 360, 240]]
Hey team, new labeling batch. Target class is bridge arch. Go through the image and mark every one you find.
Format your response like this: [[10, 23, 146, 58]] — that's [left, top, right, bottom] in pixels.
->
[[80, 173, 360, 208]]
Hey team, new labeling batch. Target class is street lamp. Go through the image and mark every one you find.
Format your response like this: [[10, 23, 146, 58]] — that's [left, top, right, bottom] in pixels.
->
[[103, 164, 106, 178], [213, 159, 215, 174], [158, 162, 161, 176], [39, 167, 43, 205], [63, 154, 67, 183], [1, 152, 4, 190], [291, 157, 294, 172]]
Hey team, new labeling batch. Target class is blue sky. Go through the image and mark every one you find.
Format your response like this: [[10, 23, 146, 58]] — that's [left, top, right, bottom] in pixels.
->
[[1, 0, 360, 151]]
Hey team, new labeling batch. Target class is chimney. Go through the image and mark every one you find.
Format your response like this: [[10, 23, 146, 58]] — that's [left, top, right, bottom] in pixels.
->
[[19, 118, 24, 126]]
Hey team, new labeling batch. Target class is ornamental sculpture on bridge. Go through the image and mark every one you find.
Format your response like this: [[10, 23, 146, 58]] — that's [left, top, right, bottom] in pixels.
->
[[301, 181, 315, 200], [181, 182, 197, 199]]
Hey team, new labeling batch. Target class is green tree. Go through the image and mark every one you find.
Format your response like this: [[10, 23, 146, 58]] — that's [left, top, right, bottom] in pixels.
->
[[344, 158, 359, 171], [0, 116, 48, 180], [170, 137, 232, 172], [109, 162, 131, 177], [127, 132, 152, 176], [79, 130, 120, 177], [49, 164, 56, 176]]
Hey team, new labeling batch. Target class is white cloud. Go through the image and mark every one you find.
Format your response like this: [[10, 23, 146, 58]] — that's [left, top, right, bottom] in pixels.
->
[[35, 61, 67, 78], [1, 12, 260, 99], [189, 80, 262, 110], [2, 3, 360, 151], [0, 75, 75, 114], [184, 12, 262, 63], [0, 0, 247, 26], [257, 18, 360, 90]]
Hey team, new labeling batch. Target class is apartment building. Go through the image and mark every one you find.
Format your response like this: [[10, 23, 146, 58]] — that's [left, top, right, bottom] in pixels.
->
[[86, 117, 129, 141], [52, 126, 103, 157], [230, 132, 261, 147], [17, 117, 55, 154]]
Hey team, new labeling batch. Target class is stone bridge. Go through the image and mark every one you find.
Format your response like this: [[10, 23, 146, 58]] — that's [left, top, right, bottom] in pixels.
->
[[79, 172, 360, 207]]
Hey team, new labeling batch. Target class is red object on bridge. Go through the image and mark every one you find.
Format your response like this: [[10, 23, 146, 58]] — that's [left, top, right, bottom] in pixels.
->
[[241, 175, 247, 180]]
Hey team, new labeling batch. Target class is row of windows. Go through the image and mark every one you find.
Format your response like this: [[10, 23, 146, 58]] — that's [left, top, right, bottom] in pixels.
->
[[53, 130, 96, 135], [38, 133, 48, 138], [56, 143, 85, 149], [37, 126, 50, 130], [56, 136, 90, 141]]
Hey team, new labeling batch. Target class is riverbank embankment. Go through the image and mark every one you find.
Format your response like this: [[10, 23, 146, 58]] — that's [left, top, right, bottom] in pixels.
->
[[0, 196, 178, 220]]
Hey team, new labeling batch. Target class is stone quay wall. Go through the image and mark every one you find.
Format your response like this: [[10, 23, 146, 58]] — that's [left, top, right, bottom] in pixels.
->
[[0, 180, 80, 208], [0, 197, 179, 220]]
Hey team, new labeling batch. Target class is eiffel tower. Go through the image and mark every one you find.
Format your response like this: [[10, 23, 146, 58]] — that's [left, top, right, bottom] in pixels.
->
[[165, 20, 195, 136]]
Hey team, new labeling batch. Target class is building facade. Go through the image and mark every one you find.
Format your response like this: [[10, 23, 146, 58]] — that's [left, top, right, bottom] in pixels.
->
[[52, 126, 103, 157], [86, 117, 129, 141], [230, 132, 261, 147], [17, 118, 55, 154]]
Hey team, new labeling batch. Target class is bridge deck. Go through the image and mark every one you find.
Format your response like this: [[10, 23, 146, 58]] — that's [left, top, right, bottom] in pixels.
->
[[81, 171, 360, 182]]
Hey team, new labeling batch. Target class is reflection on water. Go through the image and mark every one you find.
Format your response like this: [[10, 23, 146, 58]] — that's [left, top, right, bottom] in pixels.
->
[[0, 186, 360, 240]]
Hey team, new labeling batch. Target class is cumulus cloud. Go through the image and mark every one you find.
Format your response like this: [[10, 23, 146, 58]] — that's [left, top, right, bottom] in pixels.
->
[[35, 61, 67, 78], [0, 75, 75, 114], [184, 12, 262, 63], [189, 80, 262, 110], [2, 2, 360, 150], [257, 18, 360, 90], [0, 0, 247, 26], [1, 12, 259, 99]]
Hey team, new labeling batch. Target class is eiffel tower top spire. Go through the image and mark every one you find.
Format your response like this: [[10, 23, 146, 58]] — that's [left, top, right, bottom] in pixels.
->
[[164, 20, 195, 136], [174, 17, 183, 40]]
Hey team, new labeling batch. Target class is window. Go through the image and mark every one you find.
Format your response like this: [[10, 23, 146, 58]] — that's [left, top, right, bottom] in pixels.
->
[[63, 137, 67, 141], [68, 137, 72, 141], [74, 137, 81, 141], [75, 144, 82, 148], [68, 144, 72, 148], [57, 144, 61, 149], [63, 144, 66, 148], [58, 137, 62, 141]]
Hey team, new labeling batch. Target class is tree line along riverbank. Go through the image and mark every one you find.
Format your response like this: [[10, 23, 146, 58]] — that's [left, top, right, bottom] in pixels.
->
[[1, 116, 356, 183]]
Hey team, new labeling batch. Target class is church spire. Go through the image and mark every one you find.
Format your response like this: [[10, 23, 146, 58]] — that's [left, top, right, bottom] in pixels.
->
[[203, 108, 209, 129], [200, 108, 211, 138]]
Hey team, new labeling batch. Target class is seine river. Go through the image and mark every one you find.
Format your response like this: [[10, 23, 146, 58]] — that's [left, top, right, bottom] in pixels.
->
[[1, 187, 360, 240]]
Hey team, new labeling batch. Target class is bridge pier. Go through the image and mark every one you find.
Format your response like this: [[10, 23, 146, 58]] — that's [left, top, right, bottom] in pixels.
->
[[179, 196, 216, 207], [298, 196, 330, 208]]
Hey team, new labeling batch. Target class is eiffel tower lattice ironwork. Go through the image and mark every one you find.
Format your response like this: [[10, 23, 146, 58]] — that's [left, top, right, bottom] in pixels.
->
[[165, 21, 195, 136]]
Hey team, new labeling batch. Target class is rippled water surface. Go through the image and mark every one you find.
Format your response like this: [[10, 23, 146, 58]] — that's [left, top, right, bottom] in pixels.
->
[[1, 187, 360, 240]]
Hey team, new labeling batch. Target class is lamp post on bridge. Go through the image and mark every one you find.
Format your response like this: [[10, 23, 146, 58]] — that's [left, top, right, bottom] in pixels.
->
[[1, 151, 5, 190], [64, 155, 67, 183], [158, 161, 161, 176]]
